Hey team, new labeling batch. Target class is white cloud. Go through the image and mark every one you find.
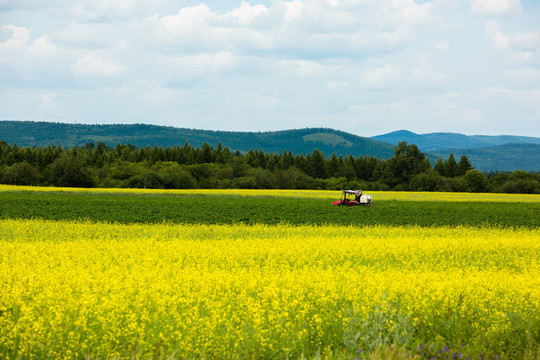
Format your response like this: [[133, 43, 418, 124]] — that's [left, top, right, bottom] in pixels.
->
[[485, 20, 539, 66], [360, 65, 401, 89], [0, 25, 32, 62], [0, 24, 30, 44], [502, 68, 540, 89], [469, 0, 522, 16], [152, 1, 446, 59], [0, 24, 67, 86], [279, 59, 347, 80], [410, 62, 447, 86], [159, 52, 238, 82], [285, 0, 303, 22], [160, 4, 212, 36], [327, 81, 348, 90], [510, 31, 540, 52], [53, 22, 119, 48], [137, 81, 183, 106], [351, 24, 415, 53], [66, 0, 171, 21], [226, 1, 268, 25], [40, 92, 57, 108], [0, 24, 59, 60], [485, 20, 509, 50], [392, 0, 439, 25], [435, 40, 450, 53], [72, 52, 127, 78], [408, 40, 450, 87]]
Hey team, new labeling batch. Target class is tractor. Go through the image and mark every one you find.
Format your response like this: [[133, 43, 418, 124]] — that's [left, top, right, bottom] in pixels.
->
[[332, 190, 373, 206]]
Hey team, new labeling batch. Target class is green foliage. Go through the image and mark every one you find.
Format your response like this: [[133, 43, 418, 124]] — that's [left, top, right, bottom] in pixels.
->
[[309, 149, 327, 179], [438, 176, 469, 193], [1, 191, 539, 228], [0, 140, 538, 193], [464, 170, 488, 193], [434, 158, 446, 176], [497, 170, 540, 194], [383, 142, 430, 188], [47, 153, 94, 188], [457, 155, 472, 176], [409, 170, 442, 192], [1, 161, 39, 185], [444, 153, 458, 178]]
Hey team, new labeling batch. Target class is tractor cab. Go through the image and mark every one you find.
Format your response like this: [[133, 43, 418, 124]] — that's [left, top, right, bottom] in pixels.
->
[[332, 190, 372, 206]]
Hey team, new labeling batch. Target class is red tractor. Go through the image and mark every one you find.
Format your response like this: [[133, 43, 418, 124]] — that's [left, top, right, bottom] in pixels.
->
[[332, 190, 373, 206]]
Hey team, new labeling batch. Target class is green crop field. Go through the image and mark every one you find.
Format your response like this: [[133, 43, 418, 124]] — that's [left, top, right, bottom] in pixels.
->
[[0, 190, 539, 227]]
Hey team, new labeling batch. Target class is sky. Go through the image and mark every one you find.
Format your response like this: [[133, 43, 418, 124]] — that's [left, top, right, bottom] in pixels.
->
[[1, 0, 539, 137]]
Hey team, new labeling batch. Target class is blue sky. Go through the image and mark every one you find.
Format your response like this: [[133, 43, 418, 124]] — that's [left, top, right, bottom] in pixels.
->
[[1, 0, 539, 137]]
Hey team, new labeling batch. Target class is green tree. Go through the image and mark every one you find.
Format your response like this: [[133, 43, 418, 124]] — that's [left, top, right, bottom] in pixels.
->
[[445, 153, 458, 178], [327, 153, 339, 177], [434, 158, 445, 176], [464, 169, 487, 192], [253, 168, 277, 189], [355, 156, 379, 181], [47, 153, 94, 187], [409, 170, 442, 192], [309, 149, 327, 179], [2, 161, 39, 185], [125, 172, 163, 189], [216, 147, 233, 164], [197, 143, 214, 164], [457, 155, 473, 176], [383, 142, 430, 188], [280, 166, 310, 189]]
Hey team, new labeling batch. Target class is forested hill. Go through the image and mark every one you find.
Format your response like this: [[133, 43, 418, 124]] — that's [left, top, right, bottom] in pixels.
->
[[372, 130, 540, 172], [372, 130, 540, 151], [430, 144, 540, 172], [0, 121, 395, 159]]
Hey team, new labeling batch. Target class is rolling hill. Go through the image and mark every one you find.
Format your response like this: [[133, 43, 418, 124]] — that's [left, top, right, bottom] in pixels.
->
[[2, 121, 538, 172], [372, 130, 540, 172], [372, 130, 540, 151], [430, 144, 540, 172], [0, 121, 396, 159]]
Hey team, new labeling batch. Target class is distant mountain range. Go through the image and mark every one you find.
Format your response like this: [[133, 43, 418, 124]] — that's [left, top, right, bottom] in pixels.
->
[[1, 121, 538, 172], [0, 121, 395, 159], [372, 130, 540, 151], [371, 130, 540, 172]]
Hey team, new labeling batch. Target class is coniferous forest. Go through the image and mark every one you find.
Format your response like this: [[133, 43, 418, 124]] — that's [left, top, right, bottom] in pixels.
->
[[0, 140, 539, 193]]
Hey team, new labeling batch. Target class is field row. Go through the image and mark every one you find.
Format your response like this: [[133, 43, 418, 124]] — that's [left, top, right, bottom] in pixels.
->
[[2, 184, 540, 202], [1, 219, 540, 359], [1, 190, 539, 228]]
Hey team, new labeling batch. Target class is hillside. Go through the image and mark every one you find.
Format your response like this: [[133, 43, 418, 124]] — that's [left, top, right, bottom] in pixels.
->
[[430, 144, 540, 172], [0, 121, 396, 159], [372, 130, 540, 151]]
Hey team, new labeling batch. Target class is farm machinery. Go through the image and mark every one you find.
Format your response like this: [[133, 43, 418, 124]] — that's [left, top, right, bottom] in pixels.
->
[[332, 190, 373, 206]]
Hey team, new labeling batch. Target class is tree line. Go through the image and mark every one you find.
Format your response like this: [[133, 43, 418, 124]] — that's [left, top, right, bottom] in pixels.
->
[[0, 140, 539, 193]]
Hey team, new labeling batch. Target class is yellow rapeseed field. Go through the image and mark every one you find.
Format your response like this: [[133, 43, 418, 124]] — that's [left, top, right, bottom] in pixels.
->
[[1, 219, 539, 359], [1, 184, 540, 203]]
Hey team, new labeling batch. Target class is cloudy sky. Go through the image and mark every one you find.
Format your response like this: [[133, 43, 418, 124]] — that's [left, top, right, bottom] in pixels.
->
[[1, 0, 539, 137]]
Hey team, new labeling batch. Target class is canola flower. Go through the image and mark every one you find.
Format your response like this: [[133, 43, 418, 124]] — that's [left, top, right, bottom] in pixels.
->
[[1, 219, 540, 359], [1, 184, 539, 203]]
